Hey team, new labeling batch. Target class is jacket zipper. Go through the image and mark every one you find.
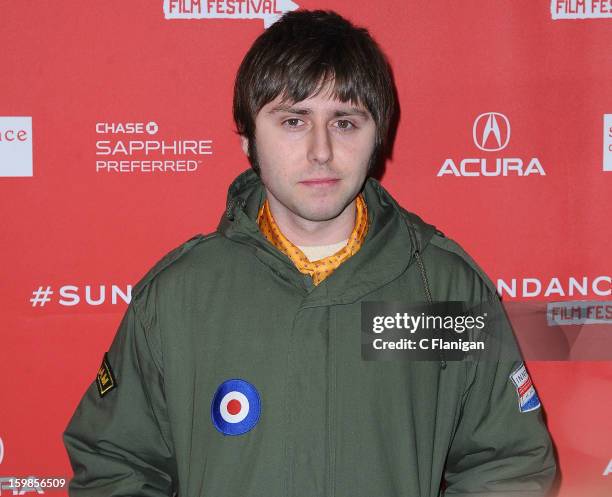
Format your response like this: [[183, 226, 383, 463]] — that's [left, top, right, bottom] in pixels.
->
[[327, 306, 337, 497]]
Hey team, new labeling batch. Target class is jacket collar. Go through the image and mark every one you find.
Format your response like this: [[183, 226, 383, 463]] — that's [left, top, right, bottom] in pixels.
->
[[217, 168, 437, 305]]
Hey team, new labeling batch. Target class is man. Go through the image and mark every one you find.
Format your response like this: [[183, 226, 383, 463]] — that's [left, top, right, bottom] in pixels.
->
[[63, 10, 556, 497]]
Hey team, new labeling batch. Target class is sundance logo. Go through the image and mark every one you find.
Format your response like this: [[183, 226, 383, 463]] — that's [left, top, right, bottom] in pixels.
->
[[604, 114, 612, 171], [164, 0, 299, 28], [497, 276, 611, 299], [0, 117, 33, 177], [437, 112, 546, 177], [551, 0, 612, 19]]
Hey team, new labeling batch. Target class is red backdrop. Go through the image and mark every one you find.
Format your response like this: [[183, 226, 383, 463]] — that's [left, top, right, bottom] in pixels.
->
[[1, 1, 611, 496]]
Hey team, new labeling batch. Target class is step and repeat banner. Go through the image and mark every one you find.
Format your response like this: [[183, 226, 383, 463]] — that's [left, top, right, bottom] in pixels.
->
[[1, 1, 611, 496]]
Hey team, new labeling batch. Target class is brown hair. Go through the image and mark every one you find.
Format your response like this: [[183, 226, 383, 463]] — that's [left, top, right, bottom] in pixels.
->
[[233, 9, 397, 173]]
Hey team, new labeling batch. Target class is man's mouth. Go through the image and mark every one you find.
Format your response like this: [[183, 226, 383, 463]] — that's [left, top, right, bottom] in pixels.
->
[[299, 178, 340, 186]]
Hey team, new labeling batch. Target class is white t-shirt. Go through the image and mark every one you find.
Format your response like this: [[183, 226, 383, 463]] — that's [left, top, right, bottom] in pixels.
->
[[296, 239, 349, 262]]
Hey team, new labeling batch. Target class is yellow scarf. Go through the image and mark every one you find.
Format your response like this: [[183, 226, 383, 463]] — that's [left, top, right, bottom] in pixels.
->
[[257, 194, 368, 285]]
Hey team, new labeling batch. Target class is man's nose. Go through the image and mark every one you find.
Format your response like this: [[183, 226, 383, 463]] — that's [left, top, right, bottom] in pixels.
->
[[306, 124, 333, 165]]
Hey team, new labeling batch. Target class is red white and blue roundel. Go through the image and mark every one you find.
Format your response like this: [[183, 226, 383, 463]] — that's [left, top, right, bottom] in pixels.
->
[[211, 379, 261, 435]]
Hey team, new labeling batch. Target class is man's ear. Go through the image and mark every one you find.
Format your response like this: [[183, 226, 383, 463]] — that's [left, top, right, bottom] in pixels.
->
[[240, 136, 249, 156]]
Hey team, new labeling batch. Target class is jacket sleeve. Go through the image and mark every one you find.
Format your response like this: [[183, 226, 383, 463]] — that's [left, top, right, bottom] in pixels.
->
[[63, 299, 178, 497], [443, 297, 557, 496]]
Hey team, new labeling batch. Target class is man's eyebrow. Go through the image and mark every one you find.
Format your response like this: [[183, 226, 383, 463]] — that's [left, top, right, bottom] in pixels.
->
[[333, 108, 370, 119], [267, 105, 370, 119]]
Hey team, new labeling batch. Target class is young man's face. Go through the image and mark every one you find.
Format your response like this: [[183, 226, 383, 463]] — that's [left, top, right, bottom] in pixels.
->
[[241, 85, 377, 224]]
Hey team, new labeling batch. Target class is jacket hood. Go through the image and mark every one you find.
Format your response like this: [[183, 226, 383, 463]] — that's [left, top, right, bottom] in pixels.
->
[[217, 168, 438, 304]]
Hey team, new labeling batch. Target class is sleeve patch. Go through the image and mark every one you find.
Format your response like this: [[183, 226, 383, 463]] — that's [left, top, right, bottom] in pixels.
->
[[96, 352, 117, 398], [510, 363, 541, 413]]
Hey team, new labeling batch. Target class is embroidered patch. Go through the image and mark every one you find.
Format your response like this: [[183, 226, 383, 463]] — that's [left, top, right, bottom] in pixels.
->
[[96, 352, 117, 398], [211, 379, 261, 436], [510, 363, 541, 413]]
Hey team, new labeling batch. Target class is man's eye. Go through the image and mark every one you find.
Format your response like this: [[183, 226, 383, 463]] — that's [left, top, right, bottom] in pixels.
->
[[283, 118, 304, 128], [335, 120, 355, 130]]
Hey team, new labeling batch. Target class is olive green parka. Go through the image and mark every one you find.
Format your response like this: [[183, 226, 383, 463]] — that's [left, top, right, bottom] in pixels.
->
[[63, 169, 556, 497]]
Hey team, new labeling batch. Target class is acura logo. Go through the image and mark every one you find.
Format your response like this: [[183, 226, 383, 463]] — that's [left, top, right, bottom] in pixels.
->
[[473, 112, 511, 152]]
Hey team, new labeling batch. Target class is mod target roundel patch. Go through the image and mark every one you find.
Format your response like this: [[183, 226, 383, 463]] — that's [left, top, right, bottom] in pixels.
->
[[211, 379, 261, 436]]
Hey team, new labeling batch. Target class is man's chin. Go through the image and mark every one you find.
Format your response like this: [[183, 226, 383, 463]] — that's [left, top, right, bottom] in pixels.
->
[[292, 203, 351, 223]]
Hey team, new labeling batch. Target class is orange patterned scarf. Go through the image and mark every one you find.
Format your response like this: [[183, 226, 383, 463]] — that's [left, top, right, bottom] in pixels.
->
[[257, 194, 368, 285]]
